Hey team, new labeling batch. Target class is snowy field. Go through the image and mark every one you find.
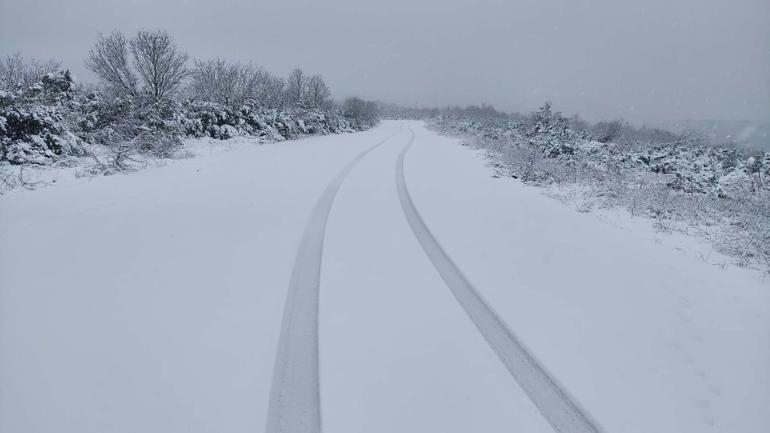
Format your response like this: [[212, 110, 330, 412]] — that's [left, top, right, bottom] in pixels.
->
[[1, 121, 768, 433]]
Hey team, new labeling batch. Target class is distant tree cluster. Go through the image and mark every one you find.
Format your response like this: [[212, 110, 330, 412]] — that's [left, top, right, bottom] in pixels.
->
[[0, 29, 380, 167], [342, 97, 379, 129]]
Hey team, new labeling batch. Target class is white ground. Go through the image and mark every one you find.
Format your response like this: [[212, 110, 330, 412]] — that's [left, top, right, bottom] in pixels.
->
[[1, 121, 768, 433]]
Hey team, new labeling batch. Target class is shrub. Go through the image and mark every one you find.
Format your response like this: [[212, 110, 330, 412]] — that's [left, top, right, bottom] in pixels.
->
[[432, 104, 770, 270]]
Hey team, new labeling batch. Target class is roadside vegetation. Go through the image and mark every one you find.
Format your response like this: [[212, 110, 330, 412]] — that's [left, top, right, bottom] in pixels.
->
[[415, 103, 770, 272], [0, 30, 379, 186]]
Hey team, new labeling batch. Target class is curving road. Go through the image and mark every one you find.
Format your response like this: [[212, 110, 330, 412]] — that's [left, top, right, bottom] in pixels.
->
[[395, 127, 604, 433], [268, 122, 603, 433], [265, 133, 395, 433], [10, 120, 759, 433]]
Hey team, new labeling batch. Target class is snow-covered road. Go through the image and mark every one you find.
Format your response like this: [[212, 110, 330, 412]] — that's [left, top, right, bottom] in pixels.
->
[[396, 128, 602, 433], [1, 121, 768, 433], [266, 132, 395, 433]]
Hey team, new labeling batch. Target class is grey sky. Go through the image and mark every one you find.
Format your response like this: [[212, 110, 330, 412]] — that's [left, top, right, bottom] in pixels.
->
[[1, 0, 768, 124]]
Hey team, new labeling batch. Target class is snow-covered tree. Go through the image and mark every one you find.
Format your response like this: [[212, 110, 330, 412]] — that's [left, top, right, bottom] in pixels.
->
[[305, 74, 331, 109], [0, 69, 86, 164], [286, 68, 306, 107], [527, 102, 576, 157], [86, 32, 138, 98], [189, 59, 243, 108], [87, 30, 188, 104], [190, 60, 292, 110], [130, 30, 188, 103], [254, 74, 286, 109], [0, 54, 62, 93], [342, 97, 379, 128]]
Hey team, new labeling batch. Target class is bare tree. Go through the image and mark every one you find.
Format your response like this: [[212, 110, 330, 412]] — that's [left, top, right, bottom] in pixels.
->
[[85, 32, 138, 98], [286, 68, 306, 106], [261, 75, 286, 109], [130, 30, 188, 102], [1, 53, 62, 92], [0, 54, 25, 92], [190, 58, 241, 108], [305, 74, 331, 109], [190, 59, 289, 110], [0, 54, 26, 92], [237, 63, 273, 107]]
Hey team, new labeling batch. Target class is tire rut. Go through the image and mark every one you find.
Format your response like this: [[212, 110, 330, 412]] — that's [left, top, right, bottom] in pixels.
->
[[265, 133, 396, 433], [395, 126, 606, 433]]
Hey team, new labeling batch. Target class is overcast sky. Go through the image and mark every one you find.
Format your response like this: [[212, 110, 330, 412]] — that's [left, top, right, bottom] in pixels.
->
[[1, 0, 768, 124]]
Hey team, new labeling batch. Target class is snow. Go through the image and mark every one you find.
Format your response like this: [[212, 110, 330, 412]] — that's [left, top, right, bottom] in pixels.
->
[[0, 133, 317, 194], [1, 120, 768, 433], [0, 125, 395, 433], [404, 122, 770, 432], [319, 128, 553, 433]]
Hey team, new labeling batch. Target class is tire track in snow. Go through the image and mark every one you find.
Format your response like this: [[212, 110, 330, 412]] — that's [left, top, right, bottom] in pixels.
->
[[265, 133, 396, 433], [395, 127, 606, 433]]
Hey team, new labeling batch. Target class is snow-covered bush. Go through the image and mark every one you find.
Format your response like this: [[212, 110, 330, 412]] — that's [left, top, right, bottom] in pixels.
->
[[181, 101, 358, 140], [0, 70, 87, 164], [1, 105, 81, 164], [524, 102, 581, 158], [2, 39, 380, 170], [432, 104, 770, 271]]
